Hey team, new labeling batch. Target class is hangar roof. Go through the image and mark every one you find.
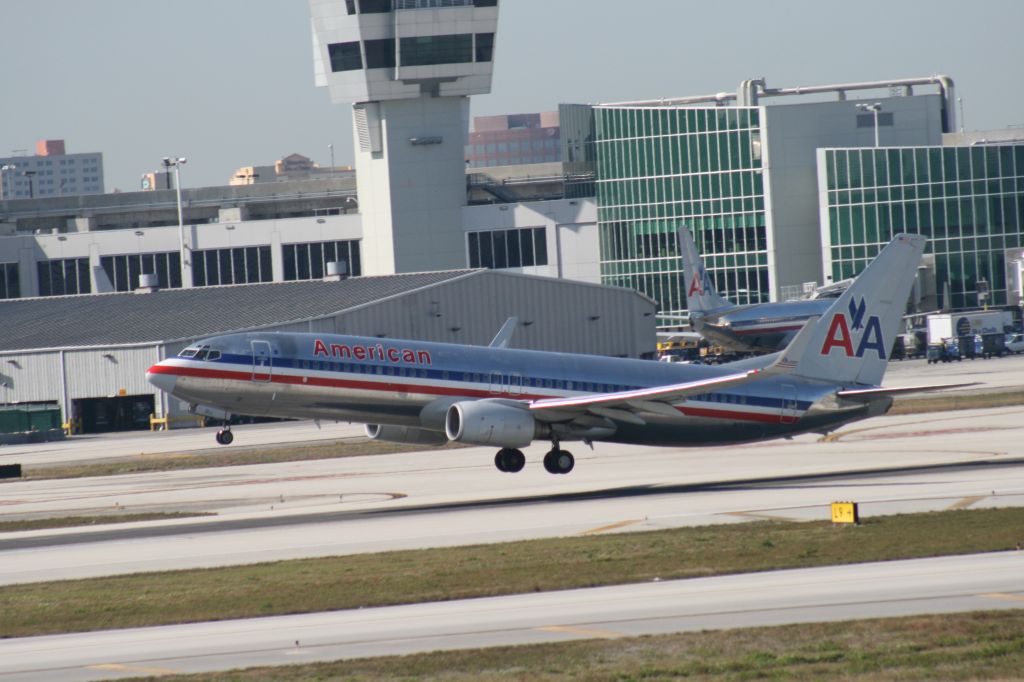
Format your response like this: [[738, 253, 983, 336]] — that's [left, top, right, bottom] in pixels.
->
[[0, 270, 475, 352]]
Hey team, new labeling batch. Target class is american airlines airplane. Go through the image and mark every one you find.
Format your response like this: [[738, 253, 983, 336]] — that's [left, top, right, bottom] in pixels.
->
[[147, 233, 951, 475], [678, 226, 834, 353]]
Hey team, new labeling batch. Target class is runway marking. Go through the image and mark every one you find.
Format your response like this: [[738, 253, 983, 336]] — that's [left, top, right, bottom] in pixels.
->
[[720, 511, 800, 522], [537, 625, 625, 639], [88, 663, 178, 675], [979, 592, 1024, 603], [947, 495, 986, 510], [579, 519, 643, 536]]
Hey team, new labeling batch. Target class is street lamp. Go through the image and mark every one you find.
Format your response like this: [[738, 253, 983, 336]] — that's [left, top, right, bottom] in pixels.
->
[[162, 157, 188, 287], [0, 164, 15, 200], [857, 102, 883, 148], [328, 143, 335, 176]]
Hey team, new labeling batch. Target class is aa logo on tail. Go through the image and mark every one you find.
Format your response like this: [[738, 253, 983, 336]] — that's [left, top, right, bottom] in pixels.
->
[[688, 267, 716, 297], [819, 297, 886, 358]]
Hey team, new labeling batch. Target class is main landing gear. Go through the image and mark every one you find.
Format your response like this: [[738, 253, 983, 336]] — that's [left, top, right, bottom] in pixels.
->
[[543, 447, 574, 475], [494, 448, 525, 472], [492, 440, 575, 475], [215, 422, 234, 446]]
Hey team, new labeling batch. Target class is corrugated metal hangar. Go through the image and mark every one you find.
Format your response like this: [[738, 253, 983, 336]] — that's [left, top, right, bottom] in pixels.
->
[[0, 270, 656, 434]]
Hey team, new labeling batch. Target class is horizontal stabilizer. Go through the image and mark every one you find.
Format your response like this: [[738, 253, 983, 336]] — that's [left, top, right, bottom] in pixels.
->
[[836, 382, 980, 402]]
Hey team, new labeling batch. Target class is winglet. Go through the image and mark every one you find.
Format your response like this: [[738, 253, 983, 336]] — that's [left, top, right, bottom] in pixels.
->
[[489, 317, 519, 349]]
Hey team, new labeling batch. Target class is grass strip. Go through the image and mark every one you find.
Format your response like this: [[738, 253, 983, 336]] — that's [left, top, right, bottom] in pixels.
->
[[2, 507, 1022, 638], [138, 610, 1024, 681], [0, 512, 213, 533]]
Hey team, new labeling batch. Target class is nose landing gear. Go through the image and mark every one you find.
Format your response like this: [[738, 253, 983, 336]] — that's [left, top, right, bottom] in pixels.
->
[[215, 422, 233, 445]]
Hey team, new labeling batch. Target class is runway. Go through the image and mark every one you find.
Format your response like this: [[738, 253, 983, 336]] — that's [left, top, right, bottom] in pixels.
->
[[2, 404, 1023, 586], [1, 552, 1021, 681], [1, 356, 1022, 679]]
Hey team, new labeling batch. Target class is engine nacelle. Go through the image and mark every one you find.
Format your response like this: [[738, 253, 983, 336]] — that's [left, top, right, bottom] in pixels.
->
[[445, 400, 537, 448], [364, 424, 449, 446]]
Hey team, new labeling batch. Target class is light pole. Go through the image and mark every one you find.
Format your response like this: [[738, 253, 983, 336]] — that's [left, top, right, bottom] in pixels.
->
[[857, 102, 883, 147], [328, 143, 335, 176], [0, 164, 15, 200], [162, 157, 188, 287]]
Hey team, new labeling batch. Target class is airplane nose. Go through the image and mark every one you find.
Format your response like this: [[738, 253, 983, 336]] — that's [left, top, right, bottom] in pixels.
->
[[147, 366, 177, 394]]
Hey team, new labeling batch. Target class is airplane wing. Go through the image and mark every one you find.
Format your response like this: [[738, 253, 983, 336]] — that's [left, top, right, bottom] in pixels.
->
[[836, 382, 980, 401], [528, 369, 762, 423]]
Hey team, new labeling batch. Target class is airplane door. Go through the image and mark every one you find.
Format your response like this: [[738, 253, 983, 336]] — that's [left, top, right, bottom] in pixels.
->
[[489, 372, 523, 395], [508, 372, 523, 396], [251, 340, 272, 382], [780, 384, 798, 424]]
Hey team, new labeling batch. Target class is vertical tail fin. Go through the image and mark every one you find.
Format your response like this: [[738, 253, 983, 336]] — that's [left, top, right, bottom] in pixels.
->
[[678, 226, 732, 313], [790, 233, 926, 386]]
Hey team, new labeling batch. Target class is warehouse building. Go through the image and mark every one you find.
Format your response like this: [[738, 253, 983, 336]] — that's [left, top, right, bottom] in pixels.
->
[[0, 270, 655, 433]]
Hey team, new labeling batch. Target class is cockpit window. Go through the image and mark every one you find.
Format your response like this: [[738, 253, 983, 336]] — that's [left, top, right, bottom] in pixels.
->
[[179, 345, 221, 361]]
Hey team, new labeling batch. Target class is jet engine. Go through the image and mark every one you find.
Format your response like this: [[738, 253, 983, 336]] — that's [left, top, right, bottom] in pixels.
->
[[445, 400, 538, 448], [364, 424, 449, 446]]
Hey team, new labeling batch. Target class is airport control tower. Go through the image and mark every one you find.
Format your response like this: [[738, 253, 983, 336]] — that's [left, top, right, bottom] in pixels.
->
[[309, 0, 499, 276]]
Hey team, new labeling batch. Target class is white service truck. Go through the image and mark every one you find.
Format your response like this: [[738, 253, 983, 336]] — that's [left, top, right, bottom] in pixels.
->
[[926, 310, 1013, 359]]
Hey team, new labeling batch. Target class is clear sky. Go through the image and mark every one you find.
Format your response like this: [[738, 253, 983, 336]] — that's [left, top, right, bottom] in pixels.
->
[[3, 0, 1022, 190]]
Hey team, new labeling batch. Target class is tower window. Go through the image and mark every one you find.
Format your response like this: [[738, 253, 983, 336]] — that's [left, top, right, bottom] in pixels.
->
[[475, 33, 494, 62], [359, 0, 392, 12], [328, 42, 363, 72], [400, 34, 472, 67], [364, 38, 396, 69]]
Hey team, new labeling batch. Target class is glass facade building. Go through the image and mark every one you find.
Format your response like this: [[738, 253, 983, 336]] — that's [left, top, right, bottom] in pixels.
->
[[594, 106, 767, 315], [821, 144, 1024, 309]]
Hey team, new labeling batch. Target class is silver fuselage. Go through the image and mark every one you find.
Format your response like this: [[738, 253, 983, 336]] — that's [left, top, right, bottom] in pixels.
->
[[148, 331, 883, 447]]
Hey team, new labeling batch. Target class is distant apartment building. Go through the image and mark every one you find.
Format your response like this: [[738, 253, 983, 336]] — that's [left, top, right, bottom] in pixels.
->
[[0, 140, 104, 199], [467, 112, 561, 168], [228, 154, 354, 186]]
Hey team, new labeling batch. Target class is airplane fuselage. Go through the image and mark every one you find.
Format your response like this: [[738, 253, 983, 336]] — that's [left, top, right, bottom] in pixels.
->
[[148, 330, 879, 448], [692, 299, 835, 353]]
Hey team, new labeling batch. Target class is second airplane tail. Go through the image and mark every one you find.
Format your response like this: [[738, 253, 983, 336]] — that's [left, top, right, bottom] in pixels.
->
[[786, 233, 926, 387], [678, 226, 732, 313]]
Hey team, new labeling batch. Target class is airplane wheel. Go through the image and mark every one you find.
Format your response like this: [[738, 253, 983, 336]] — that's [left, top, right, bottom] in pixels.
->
[[216, 429, 233, 446], [543, 449, 574, 474], [505, 449, 525, 473], [495, 448, 526, 473]]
